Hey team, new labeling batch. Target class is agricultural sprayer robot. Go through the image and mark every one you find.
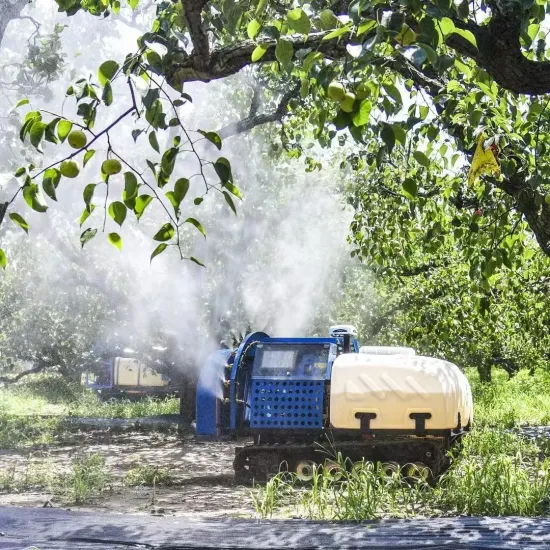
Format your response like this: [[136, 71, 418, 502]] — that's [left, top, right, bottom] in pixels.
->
[[195, 326, 473, 483]]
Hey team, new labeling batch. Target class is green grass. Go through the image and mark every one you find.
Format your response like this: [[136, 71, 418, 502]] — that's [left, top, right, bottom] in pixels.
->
[[124, 464, 174, 487], [253, 429, 550, 519], [467, 368, 550, 427], [0, 373, 179, 448], [0, 373, 179, 418]]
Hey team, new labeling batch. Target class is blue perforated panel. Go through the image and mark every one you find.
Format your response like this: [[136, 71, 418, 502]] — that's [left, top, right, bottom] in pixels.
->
[[250, 379, 325, 429]]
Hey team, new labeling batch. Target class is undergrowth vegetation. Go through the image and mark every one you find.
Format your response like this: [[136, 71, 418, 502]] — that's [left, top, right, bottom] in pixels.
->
[[0, 374, 179, 418], [253, 429, 550, 519], [0, 453, 108, 503], [467, 369, 550, 428], [251, 369, 550, 519]]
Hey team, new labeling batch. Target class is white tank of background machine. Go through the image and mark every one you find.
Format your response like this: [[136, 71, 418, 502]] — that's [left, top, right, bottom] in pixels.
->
[[195, 324, 473, 484]]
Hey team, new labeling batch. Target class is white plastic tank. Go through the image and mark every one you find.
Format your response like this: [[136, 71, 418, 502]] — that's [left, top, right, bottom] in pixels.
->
[[329, 353, 473, 431], [359, 346, 416, 356]]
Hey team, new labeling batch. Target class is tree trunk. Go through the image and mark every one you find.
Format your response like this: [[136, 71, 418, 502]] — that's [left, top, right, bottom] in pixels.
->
[[0, 0, 29, 47], [477, 363, 492, 383]]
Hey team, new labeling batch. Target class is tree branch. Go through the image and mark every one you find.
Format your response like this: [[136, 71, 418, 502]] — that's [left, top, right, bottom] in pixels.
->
[[218, 84, 300, 139], [0, 363, 51, 385], [182, 0, 210, 71], [166, 30, 350, 88], [446, 7, 550, 95]]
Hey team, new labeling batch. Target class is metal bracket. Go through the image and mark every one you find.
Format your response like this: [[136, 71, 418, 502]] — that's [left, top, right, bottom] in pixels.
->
[[355, 412, 377, 434], [409, 412, 432, 436]]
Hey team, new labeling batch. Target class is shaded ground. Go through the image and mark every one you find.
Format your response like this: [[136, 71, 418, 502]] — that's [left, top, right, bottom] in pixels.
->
[[3, 505, 550, 549], [0, 432, 256, 518]]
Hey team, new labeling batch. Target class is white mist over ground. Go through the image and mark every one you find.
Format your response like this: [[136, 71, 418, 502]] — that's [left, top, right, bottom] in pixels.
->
[[0, 1, 363, 371]]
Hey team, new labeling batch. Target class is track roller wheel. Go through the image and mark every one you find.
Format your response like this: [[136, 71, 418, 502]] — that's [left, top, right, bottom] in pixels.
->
[[403, 462, 432, 483], [296, 460, 316, 481], [324, 461, 344, 481], [381, 461, 401, 476]]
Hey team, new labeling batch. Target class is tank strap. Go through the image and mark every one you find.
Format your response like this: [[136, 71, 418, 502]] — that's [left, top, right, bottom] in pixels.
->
[[409, 412, 432, 436], [354, 412, 377, 434]]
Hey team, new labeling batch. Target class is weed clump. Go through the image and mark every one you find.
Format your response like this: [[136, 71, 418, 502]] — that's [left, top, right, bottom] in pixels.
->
[[124, 464, 173, 487], [253, 429, 550, 519]]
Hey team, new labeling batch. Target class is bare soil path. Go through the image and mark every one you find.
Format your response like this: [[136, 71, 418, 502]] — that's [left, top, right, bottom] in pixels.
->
[[0, 433, 256, 518]]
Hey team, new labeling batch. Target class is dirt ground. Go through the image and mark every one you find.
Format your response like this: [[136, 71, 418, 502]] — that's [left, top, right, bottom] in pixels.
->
[[0, 433, 258, 518]]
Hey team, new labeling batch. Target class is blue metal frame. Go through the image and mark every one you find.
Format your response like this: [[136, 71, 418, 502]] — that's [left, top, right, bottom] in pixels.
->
[[229, 332, 270, 430], [196, 349, 233, 436], [196, 332, 360, 437]]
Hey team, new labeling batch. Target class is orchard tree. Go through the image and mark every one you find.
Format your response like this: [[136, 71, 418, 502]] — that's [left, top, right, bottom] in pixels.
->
[[3, 0, 550, 273]]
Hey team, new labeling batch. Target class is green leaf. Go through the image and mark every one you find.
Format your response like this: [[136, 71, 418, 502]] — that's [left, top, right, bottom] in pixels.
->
[[189, 256, 206, 268], [79, 204, 96, 226], [9, 213, 29, 234], [57, 120, 73, 142], [214, 157, 233, 184], [413, 150, 430, 167], [287, 8, 311, 34], [108, 232, 123, 250], [43, 167, 61, 201], [352, 99, 372, 127], [323, 24, 351, 40], [98, 60, 119, 86], [275, 39, 293, 69], [319, 9, 338, 30], [185, 217, 206, 238], [402, 178, 418, 199], [174, 177, 189, 202], [452, 28, 477, 49], [160, 147, 178, 178], [198, 130, 222, 150], [83, 183, 97, 206], [150, 243, 167, 262], [223, 191, 237, 214], [357, 20, 376, 36], [134, 194, 153, 220], [24, 111, 40, 123], [153, 223, 175, 241], [80, 227, 97, 248], [128, 0, 139, 9], [83, 149, 95, 167], [223, 182, 243, 199], [23, 184, 48, 213], [0, 249, 6, 269], [108, 201, 127, 226], [29, 121, 46, 150], [166, 177, 189, 214], [383, 83, 402, 106], [42, 174, 58, 201], [102, 80, 113, 106], [417, 43, 438, 66], [148, 131, 160, 153], [439, 17, 455, 35], [247, 19, 261, 39], [14, 98, 29, 109], [380, 124, 395, 154], [123, 172, 139, 207], [45, 118, 60, 144], [251, 44, 268, 62]]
